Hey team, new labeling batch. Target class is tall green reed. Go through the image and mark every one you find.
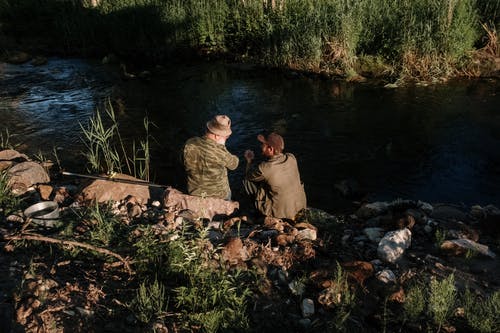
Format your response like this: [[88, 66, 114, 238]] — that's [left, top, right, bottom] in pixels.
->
[[80, 99, 153, 180]]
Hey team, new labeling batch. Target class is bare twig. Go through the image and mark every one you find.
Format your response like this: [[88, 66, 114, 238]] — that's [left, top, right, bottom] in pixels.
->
[[4, 233, 133, 275]]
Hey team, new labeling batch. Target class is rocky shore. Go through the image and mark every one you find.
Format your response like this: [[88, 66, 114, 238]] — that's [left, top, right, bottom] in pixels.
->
[[1, 148, 499, 332]]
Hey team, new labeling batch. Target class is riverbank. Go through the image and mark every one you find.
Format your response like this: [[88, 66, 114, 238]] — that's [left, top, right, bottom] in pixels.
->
[[1, 148, 499, 332], [1, 0, 499, 83]]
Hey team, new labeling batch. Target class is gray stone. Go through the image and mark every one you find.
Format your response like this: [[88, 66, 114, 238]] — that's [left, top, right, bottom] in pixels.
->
[[7, 161, 50, 194], [376, 269, 397, 284], [431, 204, 468, 222], [0, 149, 29, 162], [289, 279, 306, 296], [356, 201, 389, 219], [301, 298, 315, 317], [441, 239, 496, 258], [377, 228, 412, 263]]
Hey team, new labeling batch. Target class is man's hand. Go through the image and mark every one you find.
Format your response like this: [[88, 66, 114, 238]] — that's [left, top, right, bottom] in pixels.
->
[[244, 149, 254, 163]]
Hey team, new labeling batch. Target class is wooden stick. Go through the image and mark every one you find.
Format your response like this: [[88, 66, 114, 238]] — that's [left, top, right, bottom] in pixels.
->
[[4, 233, 133, 275]]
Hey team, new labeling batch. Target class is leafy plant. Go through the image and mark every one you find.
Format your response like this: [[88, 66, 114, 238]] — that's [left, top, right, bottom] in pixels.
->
[[1, 0, 491, 80], [130, 116, 156, 182], [51, 147, 62, 173]]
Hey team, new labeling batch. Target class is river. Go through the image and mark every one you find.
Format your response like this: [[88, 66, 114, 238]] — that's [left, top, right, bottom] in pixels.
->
[[1, 58, 499, 213]]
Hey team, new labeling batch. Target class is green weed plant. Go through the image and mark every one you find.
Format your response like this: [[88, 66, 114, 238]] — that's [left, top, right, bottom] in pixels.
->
[[428, 273, 456, 331], [463, 288, 500, 333], [80, 201, 125, 247], [404, 283, 426, 321], [131, 278, 168, 323]]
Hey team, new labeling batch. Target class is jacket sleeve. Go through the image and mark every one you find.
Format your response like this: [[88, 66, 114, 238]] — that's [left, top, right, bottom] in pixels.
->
[[224, 150, 239, 170], [246, 163, 265, 182]]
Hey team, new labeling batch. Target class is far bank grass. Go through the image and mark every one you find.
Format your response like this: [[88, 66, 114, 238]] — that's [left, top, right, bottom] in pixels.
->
[[0, 1, 499, 79]]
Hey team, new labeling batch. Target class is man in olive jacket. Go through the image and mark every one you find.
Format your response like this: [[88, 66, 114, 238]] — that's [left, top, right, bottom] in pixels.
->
[[183, 115, 239, 200], [244, 132, 307, 220]]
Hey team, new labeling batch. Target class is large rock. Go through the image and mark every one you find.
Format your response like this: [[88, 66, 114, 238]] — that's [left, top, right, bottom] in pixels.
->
[[431, 204, 468, 222], [163, 187, 239, 220], [377, 228, 412, 263], [0, 149, 29, 162], [0, 149, 30, 171], [356, 202, 389, 219], [7, 161, 50, 194], [78, 173, 151, 204], [441, 239, 496, 258]]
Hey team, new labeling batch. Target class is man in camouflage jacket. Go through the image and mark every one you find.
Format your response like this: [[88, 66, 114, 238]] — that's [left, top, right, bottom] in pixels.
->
[[183, 115, 239, 200]]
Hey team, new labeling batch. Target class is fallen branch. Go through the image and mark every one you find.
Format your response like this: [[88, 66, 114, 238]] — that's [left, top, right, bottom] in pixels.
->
[[4, 233, 133, 275]]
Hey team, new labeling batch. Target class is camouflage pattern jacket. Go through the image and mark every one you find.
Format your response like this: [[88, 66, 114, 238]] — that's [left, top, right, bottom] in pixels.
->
[[246, 153, 307, 219], [183, 136, 239, 199]]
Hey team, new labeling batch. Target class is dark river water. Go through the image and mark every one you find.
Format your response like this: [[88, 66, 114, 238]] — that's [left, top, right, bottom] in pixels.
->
[[1, 58, 499, 213]]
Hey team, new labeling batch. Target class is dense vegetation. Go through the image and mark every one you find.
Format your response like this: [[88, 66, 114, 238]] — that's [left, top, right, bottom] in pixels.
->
[[1, 0, 499, 81]]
